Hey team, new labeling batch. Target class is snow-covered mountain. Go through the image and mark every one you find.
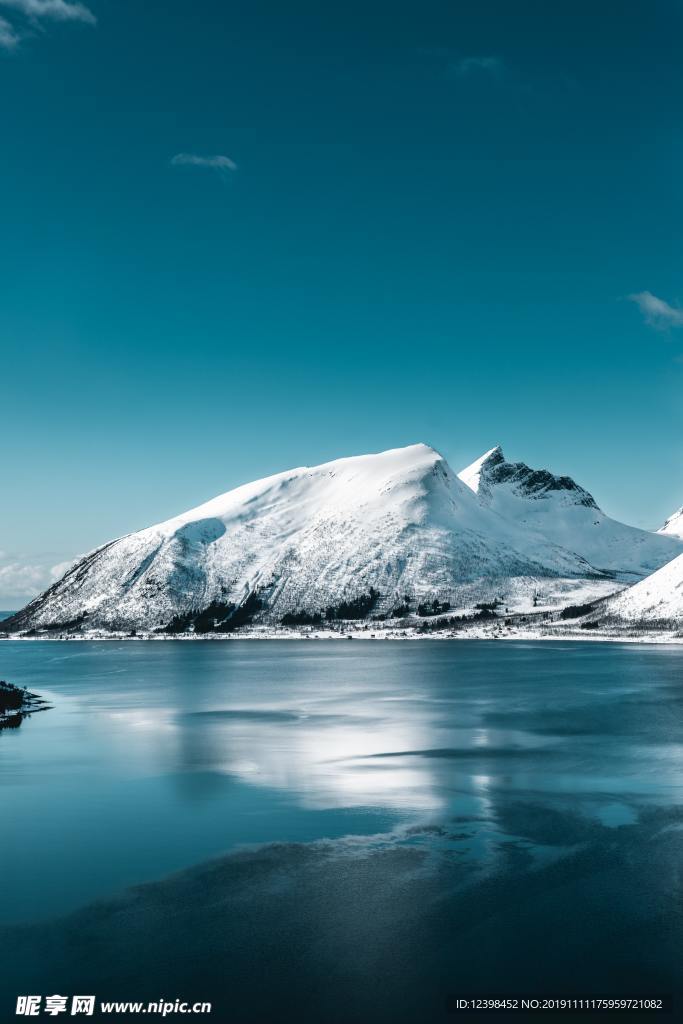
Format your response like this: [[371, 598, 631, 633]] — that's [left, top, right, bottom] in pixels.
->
[[4, 443, 615, 635], [658, 506, 683, 539], [599, 553, 683, 627], [458, 446, 682, 580]]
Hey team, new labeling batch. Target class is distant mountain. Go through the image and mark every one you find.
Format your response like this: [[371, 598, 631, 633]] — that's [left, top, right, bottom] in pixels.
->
[[599, 552, 683, 627], [458, 446, 681, 580], [658, 506, 683, 539], [4, 443, 610, 636]]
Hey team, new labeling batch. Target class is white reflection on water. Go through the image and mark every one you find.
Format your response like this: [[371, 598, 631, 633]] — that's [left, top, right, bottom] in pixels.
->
[[3, 639, 683, 927], [174, 706, 445, 811]]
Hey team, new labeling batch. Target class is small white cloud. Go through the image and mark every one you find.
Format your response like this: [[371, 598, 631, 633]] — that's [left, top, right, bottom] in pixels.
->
[[0, 0, 95, 51], [50, 559, 76, 579], [171, 153, 238, 173], [452, 56, 503, 77], [628, 290, 683, 330], [0, 13, 19, 46], [0, 554, 77, 602], [0, 0, 95, 24], [0, 562, 48, 601]]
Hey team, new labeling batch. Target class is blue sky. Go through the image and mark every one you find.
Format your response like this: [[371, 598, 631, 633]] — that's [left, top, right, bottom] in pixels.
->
[[1, 0, 683, 603]]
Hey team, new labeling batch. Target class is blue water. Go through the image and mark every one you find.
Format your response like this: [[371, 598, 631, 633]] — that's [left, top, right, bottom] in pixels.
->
[[1, 640, 682, 1020]]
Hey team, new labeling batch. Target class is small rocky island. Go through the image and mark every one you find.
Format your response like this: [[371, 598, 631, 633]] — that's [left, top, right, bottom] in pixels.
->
[[0, 679, 50, 731]]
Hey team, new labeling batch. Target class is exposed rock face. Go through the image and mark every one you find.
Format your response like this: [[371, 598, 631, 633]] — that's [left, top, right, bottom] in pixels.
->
[[462, 446, 598, 508]]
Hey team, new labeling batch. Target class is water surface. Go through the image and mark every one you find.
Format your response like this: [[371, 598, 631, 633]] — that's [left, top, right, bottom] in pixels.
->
[[1, 640, 681, 1020]]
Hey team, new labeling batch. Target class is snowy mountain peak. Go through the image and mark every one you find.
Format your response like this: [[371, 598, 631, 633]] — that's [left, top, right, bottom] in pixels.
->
[[456, 446, 503, 494], [459, 447, 598, 509], [5, 442, 682, 635], [152, 442, 447, 539], [457, 447, 682, 580], [658, 506, 683, 539]]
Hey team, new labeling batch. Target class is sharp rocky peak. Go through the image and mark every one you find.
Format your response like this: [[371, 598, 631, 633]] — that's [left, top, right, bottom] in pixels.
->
[[462, 447, 599, 509]]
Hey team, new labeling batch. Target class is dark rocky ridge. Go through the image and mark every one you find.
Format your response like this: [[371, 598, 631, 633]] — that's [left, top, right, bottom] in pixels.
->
[[478, 447, 599, 508]]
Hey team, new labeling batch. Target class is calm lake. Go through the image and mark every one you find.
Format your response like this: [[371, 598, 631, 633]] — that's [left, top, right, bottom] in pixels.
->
[[1, 640, 682, 1021]]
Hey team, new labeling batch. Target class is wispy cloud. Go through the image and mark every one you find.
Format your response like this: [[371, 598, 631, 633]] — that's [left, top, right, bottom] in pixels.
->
[[171, 153, 238, 174], [0, 14, 19, 47], [628, 290, 683, 331], [0, 554, 76, 602], [452, 56, 503, 77], [0, 0, 95, 24], [0, 0, 95, 51]]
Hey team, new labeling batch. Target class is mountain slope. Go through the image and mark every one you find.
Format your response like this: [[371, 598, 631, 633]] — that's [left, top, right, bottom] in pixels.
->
[[599, 553, 683, 626], [5, 443, 607, 635], [658, 506, 683, 539], [458, 446, 682, 580]]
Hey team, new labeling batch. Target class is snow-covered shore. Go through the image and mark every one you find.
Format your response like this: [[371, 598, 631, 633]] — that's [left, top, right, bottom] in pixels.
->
[[2, 619, 681, 644]]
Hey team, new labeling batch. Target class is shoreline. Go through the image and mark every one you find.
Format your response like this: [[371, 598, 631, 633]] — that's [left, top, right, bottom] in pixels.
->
[[2, 625, 682, 645]]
